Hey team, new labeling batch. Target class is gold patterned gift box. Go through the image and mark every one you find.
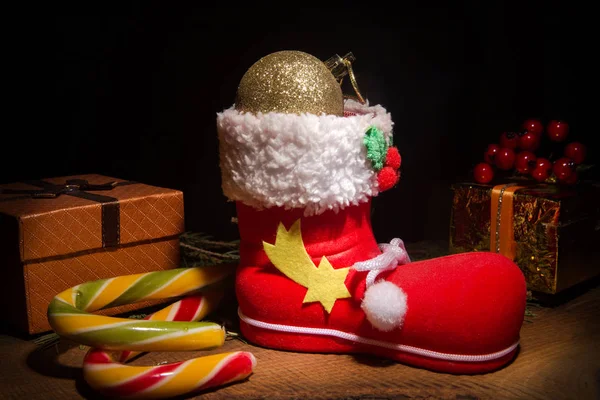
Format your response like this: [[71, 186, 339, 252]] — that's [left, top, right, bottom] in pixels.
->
[[449, 181, 600, 294]]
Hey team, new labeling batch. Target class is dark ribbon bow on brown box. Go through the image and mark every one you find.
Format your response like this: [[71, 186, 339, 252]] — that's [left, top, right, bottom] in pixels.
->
[[0, 178, 137, 248]]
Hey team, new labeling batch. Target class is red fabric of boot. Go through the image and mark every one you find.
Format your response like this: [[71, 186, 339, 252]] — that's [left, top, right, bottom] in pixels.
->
[[217, 98, 527, 374], [235, 201, 526, 374]]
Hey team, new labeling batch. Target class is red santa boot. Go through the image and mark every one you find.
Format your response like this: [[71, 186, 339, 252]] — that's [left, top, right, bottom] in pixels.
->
[[216, 51, 526, 374]]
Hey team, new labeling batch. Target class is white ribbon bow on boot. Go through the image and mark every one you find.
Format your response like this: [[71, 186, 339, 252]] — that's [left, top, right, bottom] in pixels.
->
[[352, 238, 411, 287]]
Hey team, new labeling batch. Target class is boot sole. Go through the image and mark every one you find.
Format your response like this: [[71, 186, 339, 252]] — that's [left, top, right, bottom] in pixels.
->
[[239, 309, 519, 375]]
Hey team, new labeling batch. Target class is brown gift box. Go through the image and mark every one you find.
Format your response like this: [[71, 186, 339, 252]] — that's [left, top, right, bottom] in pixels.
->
[[449, 181, 600, 294], [0, 174, 184, 334]]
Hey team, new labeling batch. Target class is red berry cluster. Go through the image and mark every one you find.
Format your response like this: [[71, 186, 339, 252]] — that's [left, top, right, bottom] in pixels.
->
[[378, 147, 402, 191], [473, 119, 586, 184]]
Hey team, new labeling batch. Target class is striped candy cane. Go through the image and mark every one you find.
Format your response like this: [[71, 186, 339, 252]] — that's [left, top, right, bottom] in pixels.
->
[[118, 292, 224, 362], [47, 265, 256, 398], [84, 349, 255, 399]]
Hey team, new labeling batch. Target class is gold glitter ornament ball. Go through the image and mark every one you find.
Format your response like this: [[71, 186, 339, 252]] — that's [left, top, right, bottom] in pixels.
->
[[235, 50, 344, 116]]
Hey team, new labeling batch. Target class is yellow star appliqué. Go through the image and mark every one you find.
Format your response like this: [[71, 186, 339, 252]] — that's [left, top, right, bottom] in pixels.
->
[[263, 220, 351, 313], [303, 256, 351, 312]]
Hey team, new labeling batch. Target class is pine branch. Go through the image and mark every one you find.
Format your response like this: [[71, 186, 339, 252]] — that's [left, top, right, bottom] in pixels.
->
[[180, 242, 240, 259], [180, 232, 240, 249], [32, 333, 60, 350], [179, 232, 240, 267]]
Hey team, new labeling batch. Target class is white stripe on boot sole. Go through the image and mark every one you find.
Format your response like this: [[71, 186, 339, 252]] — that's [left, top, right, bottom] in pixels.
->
[[238, 309, 519, 363]]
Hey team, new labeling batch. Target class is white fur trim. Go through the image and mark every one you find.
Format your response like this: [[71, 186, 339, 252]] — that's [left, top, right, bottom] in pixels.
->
[[216, 99, 393, 216], [361, 281, 407, 332]]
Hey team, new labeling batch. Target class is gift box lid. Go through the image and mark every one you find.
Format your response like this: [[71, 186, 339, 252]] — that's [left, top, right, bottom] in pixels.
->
[[451, 180, 600, 227], [0, 174, 184, 263]]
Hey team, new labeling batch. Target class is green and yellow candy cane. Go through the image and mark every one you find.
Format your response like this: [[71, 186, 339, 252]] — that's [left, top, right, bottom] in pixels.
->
[[47, 265, 256, 399]]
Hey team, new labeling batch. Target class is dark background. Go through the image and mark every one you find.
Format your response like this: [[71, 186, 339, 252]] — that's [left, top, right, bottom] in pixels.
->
[[4, 3, 586, 244]]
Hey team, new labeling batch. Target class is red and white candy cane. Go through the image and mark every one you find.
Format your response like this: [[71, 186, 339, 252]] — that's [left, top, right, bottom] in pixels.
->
[[48, 265, 256, 399]]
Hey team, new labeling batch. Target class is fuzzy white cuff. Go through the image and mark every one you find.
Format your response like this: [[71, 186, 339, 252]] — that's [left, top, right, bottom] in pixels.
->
[[216, 100, 394, 216]]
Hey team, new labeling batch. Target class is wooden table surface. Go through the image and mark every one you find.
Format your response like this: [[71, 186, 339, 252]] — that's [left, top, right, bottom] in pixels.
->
[[1, 279, 599, 400]]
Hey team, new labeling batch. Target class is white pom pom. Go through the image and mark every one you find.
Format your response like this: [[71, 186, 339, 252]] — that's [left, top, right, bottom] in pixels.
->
[[361, 281, 408, 332]]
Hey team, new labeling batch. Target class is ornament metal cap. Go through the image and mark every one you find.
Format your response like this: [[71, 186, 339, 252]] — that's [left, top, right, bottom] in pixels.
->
[[324, 52, 366, 104]]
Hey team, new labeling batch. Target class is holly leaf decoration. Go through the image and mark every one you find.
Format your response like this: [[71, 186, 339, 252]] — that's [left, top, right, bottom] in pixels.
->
[[364, 126, 388, 171]]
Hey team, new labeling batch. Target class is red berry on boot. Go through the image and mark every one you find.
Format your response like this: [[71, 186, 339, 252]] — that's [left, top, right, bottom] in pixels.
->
[[495, 148, 516, 170], [530, 158, 552, 182], [484, 144, 500, 164], [514, 151, 537, 174], [385, 147, 401, 170], [473, 162, 494, 184], [499, 132, 518, 149], [564, 141, 586, 164], [517, 131, 540, 151], [522, 119, 544, 136], [547, 120, 569, 142], [377, 166, 399, 191], [552, 157, 575, 182]]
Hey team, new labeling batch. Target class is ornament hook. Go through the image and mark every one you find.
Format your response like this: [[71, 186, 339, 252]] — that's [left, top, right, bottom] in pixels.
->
[[324, 52, 366, 104]]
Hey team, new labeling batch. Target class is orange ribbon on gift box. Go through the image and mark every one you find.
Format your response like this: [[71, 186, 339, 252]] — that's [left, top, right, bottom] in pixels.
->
[[490, 184, 525, 260]]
